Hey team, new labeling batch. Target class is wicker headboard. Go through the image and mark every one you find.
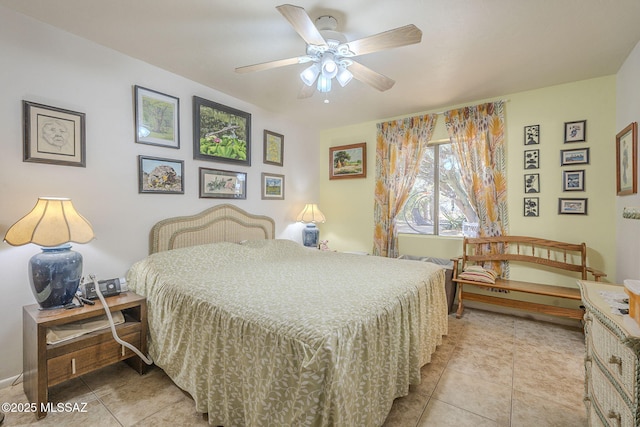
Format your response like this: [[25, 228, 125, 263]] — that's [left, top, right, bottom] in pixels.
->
[[149, 204, 275, 254]]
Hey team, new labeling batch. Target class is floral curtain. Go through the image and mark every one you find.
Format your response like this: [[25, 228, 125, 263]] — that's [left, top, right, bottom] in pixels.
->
[[444, 101, 509, 276], [373, 114, 437, 257]]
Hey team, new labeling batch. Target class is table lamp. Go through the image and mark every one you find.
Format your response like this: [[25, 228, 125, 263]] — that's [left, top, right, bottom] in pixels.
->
[[296, 203, 325, 247], [4, 197, 94, 309]]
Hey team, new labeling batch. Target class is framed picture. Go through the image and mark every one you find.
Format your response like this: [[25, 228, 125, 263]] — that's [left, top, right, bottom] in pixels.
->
[[193, 96, 251, 165], [524, 197, 539, 217], [524, 149, 539, 169], [261, 173, 284, 200], [616, 122, 638, 196], [524, 173, 540, 193], [560, 147, 590, 166], [199, 167, 246, 199], [263, 130, 284, 166], [524, 125, 539, 145], [23, 100, 86, 167], [562, 169, 585, 191], [138, 155, 184, 194], [134, 85, 180, 148], [558, 198, 588, 215], [564, 120, 586, 143], [329, 142, 367, 180]]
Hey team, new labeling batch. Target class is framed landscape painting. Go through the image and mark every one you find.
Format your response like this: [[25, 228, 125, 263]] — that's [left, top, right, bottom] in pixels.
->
[[193, 96, 251, 165], [329, 142, 367, 180], [134, 85, 180, 148], [261, 173, 284, 200]]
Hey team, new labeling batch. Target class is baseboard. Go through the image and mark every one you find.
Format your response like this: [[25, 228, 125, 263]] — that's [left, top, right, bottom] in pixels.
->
[[0, 373, 22, 390], [463, 300, 583, 329]]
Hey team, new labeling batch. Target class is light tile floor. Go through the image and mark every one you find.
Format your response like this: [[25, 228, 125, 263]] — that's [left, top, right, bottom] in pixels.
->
[[0, 308, 587, 426]]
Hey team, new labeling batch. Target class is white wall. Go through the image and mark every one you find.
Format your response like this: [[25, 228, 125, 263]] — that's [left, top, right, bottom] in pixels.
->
[[616, 40, 640, 283], [0, 6, 320, 383]]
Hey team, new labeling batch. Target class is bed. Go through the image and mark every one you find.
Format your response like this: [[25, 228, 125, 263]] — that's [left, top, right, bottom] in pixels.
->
[[127, 204, 448, 426]]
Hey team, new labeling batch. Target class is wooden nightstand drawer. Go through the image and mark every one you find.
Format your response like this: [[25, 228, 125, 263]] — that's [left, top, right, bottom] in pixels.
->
[[47, 331, 141, 386]]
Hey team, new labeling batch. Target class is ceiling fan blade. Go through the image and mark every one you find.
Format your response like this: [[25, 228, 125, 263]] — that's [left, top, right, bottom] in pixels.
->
[[235, 56, 304, 74], [276, 4, 328, 48], [298, 83, 316, 99], [348, 61, 395, 92], [346, 24, 422, 56]]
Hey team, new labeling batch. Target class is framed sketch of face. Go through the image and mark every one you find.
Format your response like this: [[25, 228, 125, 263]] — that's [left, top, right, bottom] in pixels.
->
[[23, 101, 86, 167]]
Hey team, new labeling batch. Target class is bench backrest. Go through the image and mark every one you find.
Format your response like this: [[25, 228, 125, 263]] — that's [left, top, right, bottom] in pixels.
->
[[461, 236, 588, 279]]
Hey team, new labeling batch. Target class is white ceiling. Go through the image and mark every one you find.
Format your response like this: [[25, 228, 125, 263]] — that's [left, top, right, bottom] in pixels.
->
[[3, 0, 640, 130]]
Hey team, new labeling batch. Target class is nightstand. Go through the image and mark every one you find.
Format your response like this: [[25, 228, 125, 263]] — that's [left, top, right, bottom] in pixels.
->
[[23, 292, 147, 419]]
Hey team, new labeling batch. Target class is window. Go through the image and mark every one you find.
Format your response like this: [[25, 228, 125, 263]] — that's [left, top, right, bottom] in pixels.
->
[[397, 140, 478, 237]]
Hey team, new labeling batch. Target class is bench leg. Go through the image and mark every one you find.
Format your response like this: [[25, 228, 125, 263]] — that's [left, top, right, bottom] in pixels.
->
[[456, 283, 464, 318]]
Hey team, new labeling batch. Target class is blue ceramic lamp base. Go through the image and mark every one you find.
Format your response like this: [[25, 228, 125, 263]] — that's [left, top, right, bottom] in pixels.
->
[[302, 224, 320, 248], [29, 244, 83, 309]]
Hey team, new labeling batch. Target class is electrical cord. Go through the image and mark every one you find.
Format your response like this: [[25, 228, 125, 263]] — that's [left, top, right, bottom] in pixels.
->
[[87, 274, 153, 365]]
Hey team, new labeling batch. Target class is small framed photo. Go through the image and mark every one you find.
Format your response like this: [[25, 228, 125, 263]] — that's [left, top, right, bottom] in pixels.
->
[[134, 86, 180, 148], [524, 125, 539, 145], [193, 96, 251, 166], [263, 130, 284, 166], [524, 149, 539, 169], [616, 122, 638, 196], [261, 173, 284, 200], [564, 120, 586, 143], [560, 147, 590, 166], [138, 155, 184, 194], [329, 142, 367, 179], [562, 169, 585, 191], [524, 197, 539, 217], [23, 100, 86, 167], [524, 173, 540, 193], [199, 167, 246, 199], [558, 198, 587, 215]]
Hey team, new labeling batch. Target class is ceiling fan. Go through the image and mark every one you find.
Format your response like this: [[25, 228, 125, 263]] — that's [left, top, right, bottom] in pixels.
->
[[235, 4, 422, 99]]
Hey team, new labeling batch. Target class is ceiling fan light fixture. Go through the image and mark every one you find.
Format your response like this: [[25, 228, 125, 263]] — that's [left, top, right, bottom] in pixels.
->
[[321, 53, 338, 79], [317, 74, 332, 93], [336, 66, 353, 87], [300, 63, 320, 86]]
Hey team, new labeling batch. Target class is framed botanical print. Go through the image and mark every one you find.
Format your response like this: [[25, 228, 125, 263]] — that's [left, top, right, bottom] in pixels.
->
[[138, 156, 184, 194], [263, 129, 284, 166], [524, 197, 539, 217], [524, 149, 539, 169], [199, 167, 246, 199], [134, 85, 180, 148], [23, 100, 86, 167], [261, 173, 284, 200], [193, 96, 251, 165], [524, 173, 540, 193], [524, 125, 539, 145], [616, 122, 638, 196]]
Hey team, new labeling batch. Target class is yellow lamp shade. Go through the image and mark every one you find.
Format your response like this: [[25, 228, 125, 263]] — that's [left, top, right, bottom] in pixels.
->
[[4, 197, 94, 247], [296, 203, 326, 224]]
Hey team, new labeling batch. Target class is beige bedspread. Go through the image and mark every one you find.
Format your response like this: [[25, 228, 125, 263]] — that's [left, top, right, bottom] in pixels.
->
[[127, 239, 447, 426]]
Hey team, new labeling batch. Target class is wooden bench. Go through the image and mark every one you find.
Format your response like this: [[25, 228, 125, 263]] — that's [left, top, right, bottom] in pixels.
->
[[451, 236, 606, 320]]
